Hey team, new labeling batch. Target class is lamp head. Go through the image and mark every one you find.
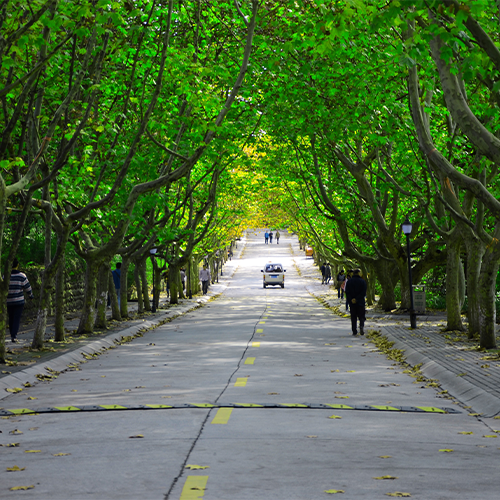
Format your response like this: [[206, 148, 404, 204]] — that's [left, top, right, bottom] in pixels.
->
[[402, 217, 412, 235]]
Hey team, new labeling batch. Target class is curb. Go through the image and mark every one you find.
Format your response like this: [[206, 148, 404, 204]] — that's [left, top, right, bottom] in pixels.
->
[[381, 328, 500, 418]]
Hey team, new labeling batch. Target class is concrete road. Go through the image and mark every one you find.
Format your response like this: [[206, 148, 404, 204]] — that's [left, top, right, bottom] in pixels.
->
[[1, 231, 499, 499]]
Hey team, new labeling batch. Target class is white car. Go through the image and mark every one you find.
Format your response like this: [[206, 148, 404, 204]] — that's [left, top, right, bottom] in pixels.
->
[[261, 263, 286, 288]]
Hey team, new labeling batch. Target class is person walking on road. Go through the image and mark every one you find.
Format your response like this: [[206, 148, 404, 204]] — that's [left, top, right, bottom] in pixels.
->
[[7, 258, 34, 342], [264, 231, 269, 244], [180, 268, 186, 290], [336, 269, 346, 298], [269, 231, 273, 243], [345, 268, 367, 336], [112, 262, 122, 307], [199, 264, 211, 295], [276, 231, 280, 244], [320, 263, 327, 284], [324, 263, 332, 284]]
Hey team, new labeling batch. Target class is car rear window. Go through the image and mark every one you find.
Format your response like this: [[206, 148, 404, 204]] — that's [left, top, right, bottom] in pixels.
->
[[265, 265, 282, 272]]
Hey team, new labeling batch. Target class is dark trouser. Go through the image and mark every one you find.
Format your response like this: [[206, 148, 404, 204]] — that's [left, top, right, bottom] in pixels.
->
[[202, 280, 209, 294], [350, 302, 365, 333], [7, 303, 24, 339], [337, 286, 344, 299]]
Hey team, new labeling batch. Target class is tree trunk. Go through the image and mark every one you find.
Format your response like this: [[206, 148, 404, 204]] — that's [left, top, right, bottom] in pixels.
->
[[54, 253, 65, 341], [77, 258, 100, 335], [134, 260, 144, 314], [0, 287, 8, 363], [464, 236, 485, 338], [169, 264, 179, 305], [94, 262, 109, 330], [31, 271, 55, 349], [120, 257, 130, 318], [109, 268, 121, 321], [373, 261, 397, 311], [478, 256, 499, 349], [141, 259, 151, 312], [154, 259, 161, 308], [445, 231, 464, 331]]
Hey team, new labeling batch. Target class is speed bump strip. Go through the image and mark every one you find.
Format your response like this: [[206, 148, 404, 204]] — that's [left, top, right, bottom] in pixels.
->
[[0, 403, 461, 416]]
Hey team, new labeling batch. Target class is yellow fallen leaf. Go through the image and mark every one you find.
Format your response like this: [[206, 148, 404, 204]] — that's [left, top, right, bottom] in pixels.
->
[[328, 415, 342, 419], [268, 392, 279, 395], [2, 370, 11, 374], [493, 416, 500, 419], [331, 369, 340, 373], [5, 443, 20, 447], [6, 466, 25, 472], [161, 396, 172, 398], [468, 413, 481, 416], [346, 370, 355, 373], [306, 435, 317, 438], [483, 435, 498, 438], [53, 453, 70, 456], [324, 343, 336, 345], [129, 435, 144, 439], [458, 432, 473, 435], [10, 486, 34, 491], [29, 428, 38, 431], [9, 429, 23, 435], [6, 387, 23, 393], [374, 476, 398, 480], [335, 396, 349, 399], [379, 456, 392, 459], [71, 389, 77, 392], [439, 449, 454, 452], [27, 396, 37, 400], [385, 493, 411, 497], [325, 490, 344, 494], [24, 450, 41, 453], [185, 464, 209, 470]]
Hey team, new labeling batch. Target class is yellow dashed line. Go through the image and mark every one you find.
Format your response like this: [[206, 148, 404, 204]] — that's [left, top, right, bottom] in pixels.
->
[[252, 342, 261, 347], [54, 406, 81, 411], [99, 405, 127, 410], [234, 377, 248, 387], [211, 408, 233, 424], [180, 476, 208, 499], [244, 357, 256, 365], [145, 404, 173, 409], [325, 404, 354, 410], [370, 405, 400, 411], [416, 406, 446, 413], [232, 403, 264, 407], [6, 409, 35, 415]]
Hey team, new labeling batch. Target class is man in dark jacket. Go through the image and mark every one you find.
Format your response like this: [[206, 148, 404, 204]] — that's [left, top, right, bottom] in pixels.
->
[[345, 268, 367, 336]]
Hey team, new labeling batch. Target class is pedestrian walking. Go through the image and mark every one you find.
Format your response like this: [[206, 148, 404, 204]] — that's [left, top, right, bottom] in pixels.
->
[[324, 263, 332, 284], [180, 268, 186, 290], [7, 258, 34, 342], [342, 271, 351, 310], [112, 262, 122, 307], [199, 264, 211, 295], [320, 263, 327, 284], [276, 231, 280, 244], [336, 269, 346, 298], [264, 231, 269, 244], [269, 231, 273, 243], [344, 268, 367, 336]]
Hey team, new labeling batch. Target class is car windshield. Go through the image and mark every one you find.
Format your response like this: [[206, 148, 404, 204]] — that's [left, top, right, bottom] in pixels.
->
[[265, 264, 282, 272]]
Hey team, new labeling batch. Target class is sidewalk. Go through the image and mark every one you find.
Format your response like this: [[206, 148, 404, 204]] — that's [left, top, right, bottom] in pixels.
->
[[289, 237, 500, 418], [0, 235, 247, 397]]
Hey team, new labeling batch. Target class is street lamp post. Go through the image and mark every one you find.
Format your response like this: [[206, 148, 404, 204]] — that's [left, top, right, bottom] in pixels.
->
[[149, 248, 157, 313], [401, 217, 417, 329]]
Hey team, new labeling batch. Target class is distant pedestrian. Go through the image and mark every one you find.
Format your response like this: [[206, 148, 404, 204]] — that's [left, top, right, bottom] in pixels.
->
[[180, 268, 186, 290], [336, 269, 346, 298], [7, 258, 34, 343], [320, 263, 327, 284], [276, 231, 280, 244], [345, 268, 367, 336], [112, 262, 122, 307], [269, 231, 273, 243], [324, 263, 332, 284], [199, 265, 211, 295], [343, 271, 352, 310], [264, 231, 269, 244]]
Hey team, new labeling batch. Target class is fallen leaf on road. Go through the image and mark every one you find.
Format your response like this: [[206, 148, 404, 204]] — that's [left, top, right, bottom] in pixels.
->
[[324, 490, 344, 494], [6, 466, 25, 472], [324, 343, 336, 345], [135, 386, 145, 388], [328, 415, 342, 419], [161, 396, 172, 398], [385, 492, 411, 497], [336, 382, 346, 385], [335, 396, 349, 399], [379, 456, 392, 459], [6, 388, 23, 393], [129, 435, 144, 439], [374, 476, 398, 480], [268, 392, 279, 395], [346, 370, 355, 373], [185, 464, 209, 470], [53, 453, 70, 456], [306, 435, 317, 438], [10, 486, 34, 491], [27, 397, 37, 400], [24, 450, 41, 453], [294, 374, 303, 377], [123, 389, 131, 392], [23, 383, 32, 387], [9, 430, 23, 435], [483, 435, 498, 438], [2, 371, 11, 374], [331, 369, 340, 373], [439, 449, 454, 452], [4, 443, 20, 447], [71, 390, 77, 392], [29, 428, 38, 431], [458, 432, 473, 435], [468, 413, 481, 416]]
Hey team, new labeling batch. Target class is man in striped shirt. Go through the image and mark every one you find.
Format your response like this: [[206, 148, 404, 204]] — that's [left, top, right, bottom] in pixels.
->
[[7, 258, 34, 342]]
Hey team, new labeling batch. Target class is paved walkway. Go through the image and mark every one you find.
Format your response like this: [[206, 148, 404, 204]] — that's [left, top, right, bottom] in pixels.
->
[[289, 238, 500, 417], [1, 231, 499, 499]]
